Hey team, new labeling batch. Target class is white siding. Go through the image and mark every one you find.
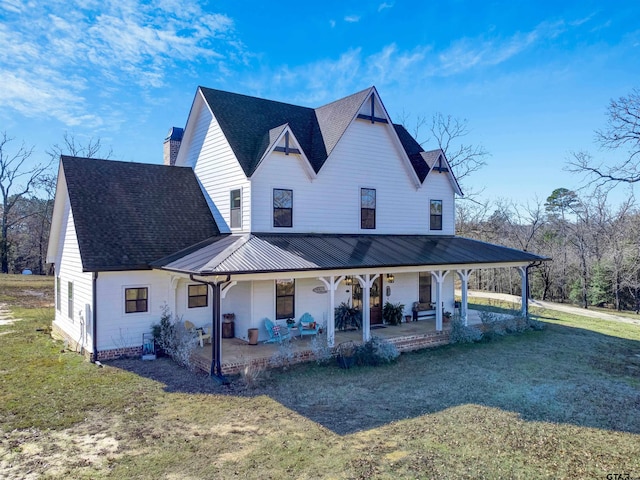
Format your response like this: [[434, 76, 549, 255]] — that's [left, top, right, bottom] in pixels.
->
[[250, 119, 456, 233], [221, 281, 252, 341], [424, 172, 456, 235], [175, 278, 212, 328], [96, 270, 173, 351], [179, 99, 251, 233], [53, 199, 93, 351]]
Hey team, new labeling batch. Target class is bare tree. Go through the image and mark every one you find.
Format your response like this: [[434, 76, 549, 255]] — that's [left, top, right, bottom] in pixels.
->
[[47, 131, 112, 161], [0, 133, 51, 273], [568, 88, 640, 186]]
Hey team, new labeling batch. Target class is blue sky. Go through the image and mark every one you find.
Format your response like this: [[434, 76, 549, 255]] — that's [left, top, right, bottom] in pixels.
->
[[1, 0, 639, 205]]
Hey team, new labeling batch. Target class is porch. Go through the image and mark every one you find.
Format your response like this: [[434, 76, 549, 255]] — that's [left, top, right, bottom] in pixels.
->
[[192, 310, 484, 375]]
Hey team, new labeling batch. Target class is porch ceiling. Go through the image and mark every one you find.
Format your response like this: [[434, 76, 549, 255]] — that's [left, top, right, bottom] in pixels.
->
[[151, 233, 548, 276]]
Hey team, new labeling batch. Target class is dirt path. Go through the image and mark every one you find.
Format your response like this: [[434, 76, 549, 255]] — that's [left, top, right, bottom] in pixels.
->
[[465, 290, 640, 327]]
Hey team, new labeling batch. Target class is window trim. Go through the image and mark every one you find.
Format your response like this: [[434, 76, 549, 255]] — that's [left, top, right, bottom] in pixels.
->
[[187, 284, 208, 309], [67, 281, 73, 320], [230, 188, 242, 229], [275, 279, 295, 320], [430, 199, 443, 231], [360, 187, 376, 230], [56, 276, 61, 312], [273, 188, 293, 228], [124, 286, 149, 315]]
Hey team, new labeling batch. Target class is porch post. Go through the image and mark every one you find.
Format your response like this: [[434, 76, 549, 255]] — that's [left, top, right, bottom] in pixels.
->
[[318, 276, 344, 348], [431, 270, 449, 331], [356, 274, 378, 342], [518, 266, 528, 317], [169, 276, 180, 316], [456, 269, 473, 325]]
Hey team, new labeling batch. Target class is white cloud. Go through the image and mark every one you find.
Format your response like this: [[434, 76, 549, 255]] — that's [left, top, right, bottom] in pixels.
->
[[344, 15, 360, 23], [0, 0, 239, 127], [378, 2, 394, 12]]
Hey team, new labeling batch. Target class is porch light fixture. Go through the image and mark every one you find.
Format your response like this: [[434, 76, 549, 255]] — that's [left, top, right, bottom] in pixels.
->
[[386, 273, 395, 283]]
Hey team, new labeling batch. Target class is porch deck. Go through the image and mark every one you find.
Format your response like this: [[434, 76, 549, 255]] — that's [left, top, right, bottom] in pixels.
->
[[192, 310, 484, 375]]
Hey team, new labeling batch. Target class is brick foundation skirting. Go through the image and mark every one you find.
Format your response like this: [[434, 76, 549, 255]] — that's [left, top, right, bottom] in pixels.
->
[[51, 322, 143, 362]]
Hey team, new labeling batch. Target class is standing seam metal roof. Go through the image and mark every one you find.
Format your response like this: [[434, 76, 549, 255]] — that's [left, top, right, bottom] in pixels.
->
[[152, 233, 547, 275]]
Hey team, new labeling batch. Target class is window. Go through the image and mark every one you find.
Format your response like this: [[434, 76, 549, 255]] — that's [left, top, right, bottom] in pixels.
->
[[419, 272, 432, 304], [67, 281, 73, 320], [230, 189, 241, 229], [188, 284, 208, 308], [125, 287, 148, 313], [430, 199, 442, 230], [361, 188, 376, 229], [275, 279, 295, 319], [56, 277, 61, 311], [273, 189, 293, 227]]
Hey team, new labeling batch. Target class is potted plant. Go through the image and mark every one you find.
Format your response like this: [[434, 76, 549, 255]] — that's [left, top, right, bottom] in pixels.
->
[[334, 302, 362, 331], [443, 311, 452, 322], [382, 301, 405, 325], [222, 313, 235, 323], [336, 341, 357, 369]]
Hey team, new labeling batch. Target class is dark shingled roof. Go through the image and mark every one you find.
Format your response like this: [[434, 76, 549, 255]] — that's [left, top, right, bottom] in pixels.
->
[[153, 233, 548, 275], [62, 156, 220, 271], [199, 86, 436, 182]]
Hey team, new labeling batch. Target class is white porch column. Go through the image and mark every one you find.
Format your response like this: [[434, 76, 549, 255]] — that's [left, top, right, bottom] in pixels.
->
[[456, 269, 473, 325], [356, 274, 379, 342], [431, 270, 449, 331], [518, 266, 528, 317], [318, 275, 344, 347]]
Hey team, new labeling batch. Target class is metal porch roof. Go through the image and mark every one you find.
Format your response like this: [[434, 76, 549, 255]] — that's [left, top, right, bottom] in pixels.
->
[[152, 234, 547, 276]]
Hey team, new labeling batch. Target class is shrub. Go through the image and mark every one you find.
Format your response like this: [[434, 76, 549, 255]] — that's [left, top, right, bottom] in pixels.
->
[[449, 317, 482, 344], [335, 302, 362, 330], [310, 335, 333, 365], [240, 361, 265, 389], [480, 311, 507, 342], [151, 304, 198, 369], [269, 340, 295, 370], [355, 336, 400, 366]]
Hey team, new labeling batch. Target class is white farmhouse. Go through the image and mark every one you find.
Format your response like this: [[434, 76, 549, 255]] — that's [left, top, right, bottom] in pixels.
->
[[47, 86, 545, 377]]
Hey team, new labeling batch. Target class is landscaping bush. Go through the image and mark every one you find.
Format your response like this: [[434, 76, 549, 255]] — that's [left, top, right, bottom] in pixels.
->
[[449, 317, 482, 344], [151, 305, 198, 369], [310, 335, 333, 365], [382, 301, 405, 325], [355, 336, 400, 366]]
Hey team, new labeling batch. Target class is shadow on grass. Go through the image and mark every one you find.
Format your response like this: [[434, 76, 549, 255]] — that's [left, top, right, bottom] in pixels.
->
[[108, 316, 640, 436]]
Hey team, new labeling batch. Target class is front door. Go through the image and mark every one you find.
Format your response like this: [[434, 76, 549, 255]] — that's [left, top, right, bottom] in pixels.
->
[[352, 275, 383, 325]]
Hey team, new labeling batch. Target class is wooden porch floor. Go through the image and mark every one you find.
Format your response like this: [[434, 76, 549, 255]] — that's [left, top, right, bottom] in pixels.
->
[[193, 310, 483, 374]]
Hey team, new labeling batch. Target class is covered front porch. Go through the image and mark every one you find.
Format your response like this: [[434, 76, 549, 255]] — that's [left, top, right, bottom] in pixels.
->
[[191, 310, 485, 375]]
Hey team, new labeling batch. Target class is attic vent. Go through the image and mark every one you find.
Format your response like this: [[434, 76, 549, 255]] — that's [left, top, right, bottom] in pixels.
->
[[274, 131, 301, 155], [357, 95, 389, 124]]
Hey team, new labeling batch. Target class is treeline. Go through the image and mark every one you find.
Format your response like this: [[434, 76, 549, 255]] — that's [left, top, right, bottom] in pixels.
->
[[458, 188, 640, 311]]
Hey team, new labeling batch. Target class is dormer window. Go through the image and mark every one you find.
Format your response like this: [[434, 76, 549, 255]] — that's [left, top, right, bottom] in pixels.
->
[[273, 189, 293, 227], [230, 189, 241, 229], [361, 188, 376, 229]]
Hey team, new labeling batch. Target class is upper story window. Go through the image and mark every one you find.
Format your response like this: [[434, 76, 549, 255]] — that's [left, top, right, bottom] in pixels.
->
[[275, 279, 295, 319], [361, 188, 376, 229], [188, 284, 208, 308], [230, 189, 241, 229], [67, 281, 73, 319], [273, 189, 293, 228], [430, 199, 443, 231], [125, 287, 148, 314]]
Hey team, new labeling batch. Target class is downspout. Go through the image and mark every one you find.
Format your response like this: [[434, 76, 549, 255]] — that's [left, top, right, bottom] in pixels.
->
[[190, 274, 231, 384], [91, 272, 98, 363]]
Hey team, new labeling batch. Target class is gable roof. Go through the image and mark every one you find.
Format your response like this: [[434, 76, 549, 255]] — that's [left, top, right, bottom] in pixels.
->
[[197, 86, 444, 186], [60, 156, 220, 271], [153, 233, 548, 276]]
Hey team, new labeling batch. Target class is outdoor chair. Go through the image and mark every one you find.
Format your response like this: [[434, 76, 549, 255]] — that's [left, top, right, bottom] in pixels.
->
[[184, 320, 211, 347], [263, 317, 291, 343], [297, 312, 320, 338]]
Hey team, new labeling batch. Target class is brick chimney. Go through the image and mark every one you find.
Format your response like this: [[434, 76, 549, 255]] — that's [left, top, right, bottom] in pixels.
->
[[163, 127, 184, 166]]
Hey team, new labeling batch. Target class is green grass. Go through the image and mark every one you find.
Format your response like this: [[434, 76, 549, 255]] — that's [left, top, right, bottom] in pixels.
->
[[1, 274, 640, 479]]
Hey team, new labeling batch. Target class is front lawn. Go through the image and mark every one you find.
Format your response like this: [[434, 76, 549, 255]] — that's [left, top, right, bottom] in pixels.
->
[[1, 274, 639, 479]]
